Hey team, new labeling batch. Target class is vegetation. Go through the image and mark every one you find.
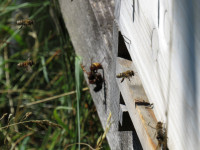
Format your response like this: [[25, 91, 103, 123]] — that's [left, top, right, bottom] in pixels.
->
[[0, 0, 109, 149]]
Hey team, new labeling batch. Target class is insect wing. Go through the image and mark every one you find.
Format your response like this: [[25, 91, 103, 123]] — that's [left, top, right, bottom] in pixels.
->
[[17, 63, 22, 70], [25, 65, 33, 73], [19, 25, 23, 29], [24, 19, 29, 25]]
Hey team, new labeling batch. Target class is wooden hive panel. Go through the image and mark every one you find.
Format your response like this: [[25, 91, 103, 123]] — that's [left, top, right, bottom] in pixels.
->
[[117, 0, 200, 149]]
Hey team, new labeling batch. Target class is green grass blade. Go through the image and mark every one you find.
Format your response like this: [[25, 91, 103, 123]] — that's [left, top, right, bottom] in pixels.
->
[[41, 56, 49, 83], [0, 29, 20, 52], [0, 24, 24, 45], [75, 55, 83, 150], [53, 106, 73, 131], [0, 2, 50, 17], [19, 137, 30, 150], [49, 131, 60, 150], [0, 56, 3, 80], [30, 2, 49, 19]]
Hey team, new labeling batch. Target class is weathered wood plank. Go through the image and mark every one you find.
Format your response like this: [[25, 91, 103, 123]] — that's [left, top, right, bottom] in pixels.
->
[[118, 0, 200, 149], [116, 57, 158, 150], [59, 0, 138, 149]]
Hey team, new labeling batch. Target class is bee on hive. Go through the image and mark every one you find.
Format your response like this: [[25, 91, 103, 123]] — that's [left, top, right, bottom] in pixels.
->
[[88, 73, 103, 85], [90, 62, 103, 73], [81, 63, 104, 92], [81, 64, 103, 84], [156, 122, 169, 150]]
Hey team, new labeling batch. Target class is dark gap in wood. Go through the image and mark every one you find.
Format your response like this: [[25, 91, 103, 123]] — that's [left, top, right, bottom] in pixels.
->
[[118, 32, 132, 61], [132, 128, 143, 150], [102, 69, 107, 111], [120, 93, 125, 105], [119, 95, 136, 132], [118, 104, 134, 131], [118, 111, 135, 131]]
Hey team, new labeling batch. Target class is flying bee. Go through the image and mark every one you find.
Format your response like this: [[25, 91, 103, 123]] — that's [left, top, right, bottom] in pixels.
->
[[17, 59, 34, 72], [90, 63, 103, 73], [16, 19, 34, 29], [155, 122, 169, 150], [116, 70, 134, 83]]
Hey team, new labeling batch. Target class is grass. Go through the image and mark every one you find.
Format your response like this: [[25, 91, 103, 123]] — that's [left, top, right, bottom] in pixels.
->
[[0, 0, 109, 149]]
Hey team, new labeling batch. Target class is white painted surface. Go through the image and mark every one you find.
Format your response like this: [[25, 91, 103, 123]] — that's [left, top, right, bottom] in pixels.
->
[[118, 0, 200, 149]]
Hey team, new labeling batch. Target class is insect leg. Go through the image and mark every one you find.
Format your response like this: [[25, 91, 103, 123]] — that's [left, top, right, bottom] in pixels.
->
[[19, 25, 23, 29], [145, 103, 154, 109], [25, 65, 33, 73]]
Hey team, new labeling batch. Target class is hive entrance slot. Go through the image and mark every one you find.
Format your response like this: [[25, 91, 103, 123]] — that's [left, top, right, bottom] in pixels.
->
[[118, 32, 132, 61]]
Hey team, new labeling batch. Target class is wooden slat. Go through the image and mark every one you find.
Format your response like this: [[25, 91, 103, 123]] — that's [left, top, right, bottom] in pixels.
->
[[116, 57, 158, 150]]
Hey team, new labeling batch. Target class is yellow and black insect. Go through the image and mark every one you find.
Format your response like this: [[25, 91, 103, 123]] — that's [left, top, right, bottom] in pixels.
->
[[90, 62, 103, 73], [16, 19, 34, 29], [148, 121, 169, 150], [89, 73, 103, 85], [156, 122, 168, 150], [135, 99, 154, 109], [81, 63, 104, 92], [116, 70, 134, 83], [81, 64, 103, 84], [17, 59, 34, 72]]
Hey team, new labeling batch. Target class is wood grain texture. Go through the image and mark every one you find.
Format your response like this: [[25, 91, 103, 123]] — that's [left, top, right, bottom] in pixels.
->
[[58, 0, 137, 149], [116, 57, 157, 150], [118, 0, 200, 149]]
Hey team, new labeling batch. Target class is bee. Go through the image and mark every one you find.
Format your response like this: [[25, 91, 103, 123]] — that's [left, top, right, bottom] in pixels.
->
[[88, 73, 97, 84], [135, 99, 154, 109], [156, 122, 169, 150], [89, 73, 103, 84], [91, 73, 104, 92], [90, 62, 103, 73], [16, 19, 34, 29], [17, 59, 34, 72], [81, 63, 103, 91], [116, 70, 134, 83], [81, 64, 103, 84]]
